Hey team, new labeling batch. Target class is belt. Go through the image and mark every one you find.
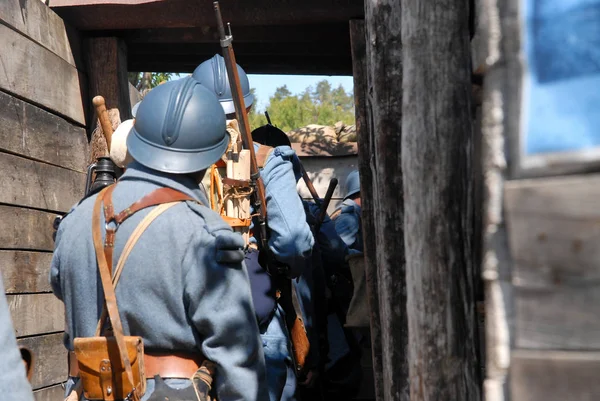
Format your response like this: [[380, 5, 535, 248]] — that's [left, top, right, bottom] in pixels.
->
[[69, 351, 205, 379]]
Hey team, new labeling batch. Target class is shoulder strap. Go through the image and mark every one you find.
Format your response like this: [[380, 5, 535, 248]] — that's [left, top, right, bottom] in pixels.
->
[[91, 185, 200, 396], [330, 208, 342, 221], [256, 145, 274, 169]]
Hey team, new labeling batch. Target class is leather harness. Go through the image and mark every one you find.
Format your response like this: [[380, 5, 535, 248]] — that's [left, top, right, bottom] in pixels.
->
[[69, 185, 206, 380]]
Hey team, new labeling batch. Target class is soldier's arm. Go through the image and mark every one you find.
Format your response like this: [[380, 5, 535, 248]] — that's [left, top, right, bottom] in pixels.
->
[[259, 145, 314, 277], [334, 210, 360, 249], [49, 220, 65, 301], [305, 201, 349, 268], [183, 224, 268, 401]]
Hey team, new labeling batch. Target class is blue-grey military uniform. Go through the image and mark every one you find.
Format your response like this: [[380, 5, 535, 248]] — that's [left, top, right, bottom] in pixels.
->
[[0, 275, 34, 401], [52, 163, 268, 401], [333, 199, 363, 252]]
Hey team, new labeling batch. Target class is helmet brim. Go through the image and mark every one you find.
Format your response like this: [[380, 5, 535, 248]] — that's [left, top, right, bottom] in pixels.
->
[[221, 93, 255, 115], [127, 126, 230, 174]]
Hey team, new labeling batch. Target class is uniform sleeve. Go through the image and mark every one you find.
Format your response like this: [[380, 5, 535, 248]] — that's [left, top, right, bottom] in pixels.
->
[[0, 276, 35, 401], [259, 145, 314, 277], [49, 220, 65, 301], [334, 211, 360, 250], [305, 202, 349, 272], [183, 227, 268, 401]]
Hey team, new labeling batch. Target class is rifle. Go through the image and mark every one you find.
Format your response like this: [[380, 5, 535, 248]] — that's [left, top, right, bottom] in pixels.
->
[[213, 1, 310, 376]]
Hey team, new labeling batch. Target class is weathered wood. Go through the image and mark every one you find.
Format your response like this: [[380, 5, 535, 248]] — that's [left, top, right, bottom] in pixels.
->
[[0, 206, 56, 251], [511, 350, 600, 401], [0, 251, 53, 294], [515, 285, 600, 349], [8, 294, 64, 337], [17, 333, 67, 390], [402, 0, 480, 399], [34, 384, 65, 401], [0, 152, 85, 213], [85, 37, 132, 128], [364, 2, 408, 401], [0, 0, 77, 67], [296, 156, 358, 200], [351, 18, 383, 401], [0, 24, 85, 125], [0, 91, 89, 172]]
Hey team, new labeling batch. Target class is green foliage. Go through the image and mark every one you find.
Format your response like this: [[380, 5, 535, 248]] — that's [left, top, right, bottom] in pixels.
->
[[249, 80, 355, 132], [128, 72, 174, 91]]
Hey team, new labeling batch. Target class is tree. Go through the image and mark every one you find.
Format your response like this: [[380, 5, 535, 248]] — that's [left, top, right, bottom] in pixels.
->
[[128, 72, 174, 92]]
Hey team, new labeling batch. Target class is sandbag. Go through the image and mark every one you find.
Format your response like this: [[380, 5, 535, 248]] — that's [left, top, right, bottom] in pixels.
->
[[287, 124, 337, 144], [338, 125, 357, 142]]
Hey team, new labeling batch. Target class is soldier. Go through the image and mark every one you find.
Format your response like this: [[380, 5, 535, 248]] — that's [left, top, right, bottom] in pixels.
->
[[332, 170, 363, 252], [193, 55, 314, 401], [51, 77, 268, 401], [0, 275, 34, 401]]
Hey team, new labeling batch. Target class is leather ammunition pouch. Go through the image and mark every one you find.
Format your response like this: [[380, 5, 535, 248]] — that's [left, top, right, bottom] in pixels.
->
[[73, 185, 200, 401]]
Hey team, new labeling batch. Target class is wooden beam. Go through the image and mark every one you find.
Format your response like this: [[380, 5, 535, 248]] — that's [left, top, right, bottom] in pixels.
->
[[364, 2, 409, 400], [0, 152, 85, 213], [511, 350, 600, 401], [0, 206, 56, 251], [350, 18, 384, 401], [401, 0, 481, 399], [0, 251, 53, 294], [17, 333, 67, 390], [0, 0, 78, 67], [85, 37, 132, 126], [8, 294, 64, 337], [0, 24, 86, 125], [0, 91, 89, 172]]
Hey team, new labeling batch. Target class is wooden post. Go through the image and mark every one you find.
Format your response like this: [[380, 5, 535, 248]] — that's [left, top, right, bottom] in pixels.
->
[[363, 2, 409, 400], [401, 0, 482, 399], [350, 19, 384, 401]]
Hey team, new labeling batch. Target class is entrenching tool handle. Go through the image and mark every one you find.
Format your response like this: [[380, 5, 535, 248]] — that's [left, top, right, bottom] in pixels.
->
[[301, 165, 322, 205], [93, 96, 114, 154], [315, 178, 338, 233]]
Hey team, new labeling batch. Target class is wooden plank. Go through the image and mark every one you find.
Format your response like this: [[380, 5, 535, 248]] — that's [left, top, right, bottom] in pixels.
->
[[0, 152, 85, 213], [0, 24, 85, 125], [511, 350, 600, 401], [34, 384, 65, 401], [18, 333, 67, 390], [0, 251, 53, 294], [0, 0, 77, 66], [296, 156, 358, 200], [8, 294, 64, 337], [515, 285, 600, 349], [0, 91, 89, 172], [0, 206, 56, 251]]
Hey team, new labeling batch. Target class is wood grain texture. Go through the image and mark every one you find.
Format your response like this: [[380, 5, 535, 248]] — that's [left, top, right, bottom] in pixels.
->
[[0, 152, 85, 213], [34, 384, 65, 401], [0, 0, 77, 66], [0, 91, 89, 172], [364, 1, 409, 400], [8, 294, 64, 337], [0, 251, 53, 293], [511, 350, 600, 401], [401, 0, 481, 399], [0, 24, 85, 125], [17, 333, 67, 390], [0, 206, 56, 251]]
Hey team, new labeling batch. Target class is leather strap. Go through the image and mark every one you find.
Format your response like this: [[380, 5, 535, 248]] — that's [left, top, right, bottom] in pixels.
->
[[256, 145, 274, 168], [70, 351, 205, 379]]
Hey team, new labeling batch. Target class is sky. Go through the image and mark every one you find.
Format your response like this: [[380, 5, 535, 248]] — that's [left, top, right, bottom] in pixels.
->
[[175, 73, 354, 112]]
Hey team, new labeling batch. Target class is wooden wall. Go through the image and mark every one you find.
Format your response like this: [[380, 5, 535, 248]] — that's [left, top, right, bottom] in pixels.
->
[[0, 0, 88, 399]]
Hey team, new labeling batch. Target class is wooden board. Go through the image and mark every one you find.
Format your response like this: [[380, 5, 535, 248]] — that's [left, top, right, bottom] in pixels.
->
[[0, 206, 56, 251], [8, 294, 64, 337], [515, 285, 600, 350], [0, 0, 77, 67], [0, 24, 85, 125], [0, 152, 85, 213], [34, 384, 65, 401], [0, 251, 53, 294], [511, 350, 600, 401], [0, 91, 89, 172], [296, 156, 358, 200], [17, 333, 67, 390]]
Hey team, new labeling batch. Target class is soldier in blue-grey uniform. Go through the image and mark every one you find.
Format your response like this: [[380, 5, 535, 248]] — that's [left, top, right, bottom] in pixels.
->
[[194, 55, 314, 401], [333, 170, 362, 252], [0, 275, 35, 401], [51, 77, 268, 401]]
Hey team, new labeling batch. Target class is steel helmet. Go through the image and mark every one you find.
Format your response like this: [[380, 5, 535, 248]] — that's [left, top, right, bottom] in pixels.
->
[[127, 77, 229, 174], [344, 169, 361, 199], [192, 54, 254, 115]]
